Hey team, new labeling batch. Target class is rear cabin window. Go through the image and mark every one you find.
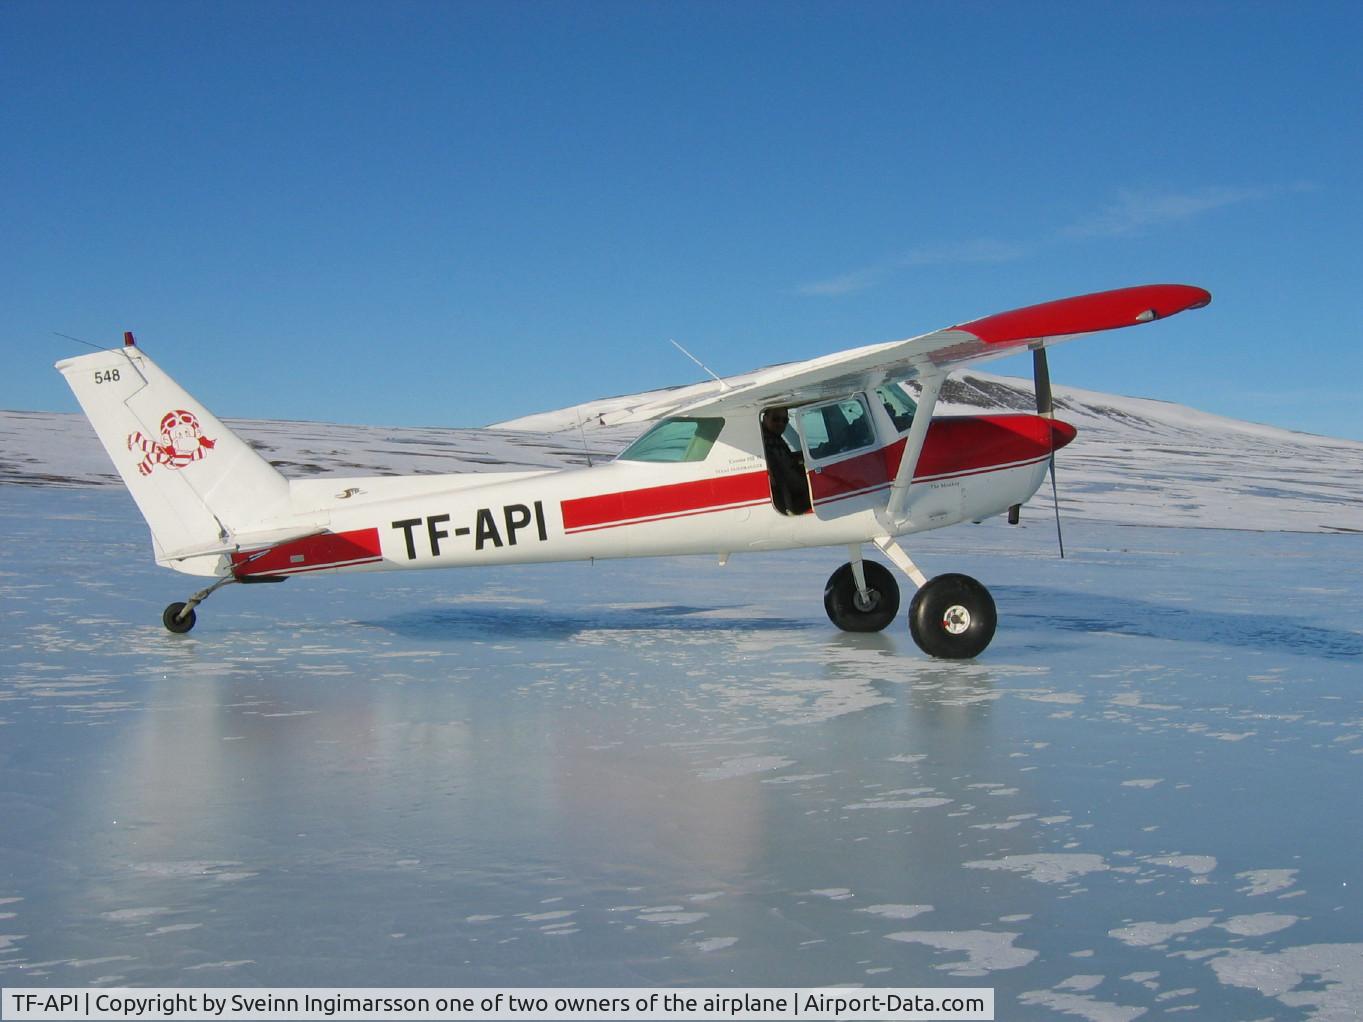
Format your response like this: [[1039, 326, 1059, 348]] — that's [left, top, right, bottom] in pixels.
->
[[618, 417, 724, 463], [799, 397, 875, 461], [876, 381, 918, 433]]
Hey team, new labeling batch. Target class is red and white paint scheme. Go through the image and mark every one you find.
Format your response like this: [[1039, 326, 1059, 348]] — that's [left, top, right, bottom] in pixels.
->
[[56, 283, 1210, 657]]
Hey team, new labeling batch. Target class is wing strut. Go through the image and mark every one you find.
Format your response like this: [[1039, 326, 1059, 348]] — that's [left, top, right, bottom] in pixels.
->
[[883, 372, 946, 522]]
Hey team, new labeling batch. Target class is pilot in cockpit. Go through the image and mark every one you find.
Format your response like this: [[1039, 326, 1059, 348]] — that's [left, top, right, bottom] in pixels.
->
[[761, 407, 811, 515]]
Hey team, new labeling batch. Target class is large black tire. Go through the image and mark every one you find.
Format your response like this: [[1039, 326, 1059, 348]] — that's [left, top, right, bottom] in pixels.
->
[[824, 561, 900, 632], [908, 574, 996, 659], [162, 602, 197, 634]]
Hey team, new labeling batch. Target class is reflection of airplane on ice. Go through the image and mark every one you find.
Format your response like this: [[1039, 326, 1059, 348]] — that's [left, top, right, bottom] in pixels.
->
[[57, 283, 1210, 658]]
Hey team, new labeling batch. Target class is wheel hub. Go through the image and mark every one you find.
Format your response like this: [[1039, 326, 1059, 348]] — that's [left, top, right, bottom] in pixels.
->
[[942, 604, 972, 635], [853, 589, 880, 613]]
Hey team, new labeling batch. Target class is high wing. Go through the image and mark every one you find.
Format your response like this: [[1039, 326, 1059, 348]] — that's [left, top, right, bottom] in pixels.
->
[[600, 284, 1211, 425]]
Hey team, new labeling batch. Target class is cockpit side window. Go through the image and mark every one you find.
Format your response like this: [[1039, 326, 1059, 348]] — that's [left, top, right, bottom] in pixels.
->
[[876, 380, 918, 433], [799, 396, 875, 461], [617, 417, 724, 463]]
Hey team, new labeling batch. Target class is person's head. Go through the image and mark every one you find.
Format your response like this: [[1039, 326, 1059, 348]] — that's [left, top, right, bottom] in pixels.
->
[[761, 407, 790, 436]]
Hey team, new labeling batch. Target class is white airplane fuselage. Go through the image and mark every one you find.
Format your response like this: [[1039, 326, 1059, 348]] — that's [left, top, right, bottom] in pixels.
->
[[227, 410, 1072, 581]]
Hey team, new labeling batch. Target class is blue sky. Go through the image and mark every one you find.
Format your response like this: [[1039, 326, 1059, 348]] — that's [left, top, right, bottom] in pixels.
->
[[5, 2, 1361, 439]]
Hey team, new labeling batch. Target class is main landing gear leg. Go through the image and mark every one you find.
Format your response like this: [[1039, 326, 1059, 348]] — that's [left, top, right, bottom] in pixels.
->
[[162, 575, 240, 634], [823, 544, 901, 632], [872, 536, 998, 659]]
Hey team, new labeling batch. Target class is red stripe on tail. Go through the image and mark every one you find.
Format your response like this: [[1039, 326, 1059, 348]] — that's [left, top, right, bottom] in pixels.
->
[[233, 528, 383, 577]]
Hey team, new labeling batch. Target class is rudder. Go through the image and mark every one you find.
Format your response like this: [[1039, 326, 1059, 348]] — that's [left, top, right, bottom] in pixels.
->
[[56, 341, 293, 572]]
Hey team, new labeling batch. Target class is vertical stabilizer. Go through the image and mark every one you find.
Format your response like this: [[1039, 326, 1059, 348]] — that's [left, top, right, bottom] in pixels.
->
[[56, 343, 293, 568]]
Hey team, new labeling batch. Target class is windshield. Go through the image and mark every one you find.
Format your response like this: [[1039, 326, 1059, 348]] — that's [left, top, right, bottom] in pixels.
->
[[617, 417, 724, 463]]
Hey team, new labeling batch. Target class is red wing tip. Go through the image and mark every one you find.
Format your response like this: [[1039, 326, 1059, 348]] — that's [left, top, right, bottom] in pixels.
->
[[958, 284, 1211, 346]]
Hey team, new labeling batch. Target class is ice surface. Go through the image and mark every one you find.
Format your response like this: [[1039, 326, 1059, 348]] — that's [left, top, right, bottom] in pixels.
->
[[2, 387, 1363, 1016]]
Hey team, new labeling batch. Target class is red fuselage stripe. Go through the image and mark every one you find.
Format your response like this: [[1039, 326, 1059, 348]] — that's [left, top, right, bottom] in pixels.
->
[[561, 472, 772, 534], [812, 453, 1052, 508], [233, 527, 383, 577], [561, 414, 1071, 532], [564, 497, 773, 535]]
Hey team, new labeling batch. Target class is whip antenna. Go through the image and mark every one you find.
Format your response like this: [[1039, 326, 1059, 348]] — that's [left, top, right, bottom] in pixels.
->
[[53, 331, 107, 352], [669, 339, 729, 390], [573, 405, 594, 468]]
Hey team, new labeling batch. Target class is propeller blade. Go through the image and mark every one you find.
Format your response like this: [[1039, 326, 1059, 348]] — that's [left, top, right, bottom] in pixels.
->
[[1010, 348, 1066, 550], [1047, 454, 1065, 559], [1033, 346, 1065, 557], [1033, 347, 1053, 417]]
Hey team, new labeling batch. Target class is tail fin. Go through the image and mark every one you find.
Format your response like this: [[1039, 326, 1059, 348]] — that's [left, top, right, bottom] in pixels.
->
[[56, 340, 294, 572]]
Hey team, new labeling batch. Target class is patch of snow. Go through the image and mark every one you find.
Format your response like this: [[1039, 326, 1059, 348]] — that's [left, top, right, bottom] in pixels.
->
[[1109, 917, 1217, 947], [1217, 914, 1298, 937], [965, 853, 1110, 884], [1236, 869, 1298, 897], [886, 930, 1037, 976]]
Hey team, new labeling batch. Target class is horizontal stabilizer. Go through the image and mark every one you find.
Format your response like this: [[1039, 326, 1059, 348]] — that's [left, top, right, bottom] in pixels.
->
[[158, 524, 329, 563]]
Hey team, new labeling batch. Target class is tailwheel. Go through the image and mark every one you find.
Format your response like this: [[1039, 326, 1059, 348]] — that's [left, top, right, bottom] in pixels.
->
[[824, 561, 900, 632], [908, 573, 996, 659], [162, 601, 197, 634], [160, 574, 243, 634]]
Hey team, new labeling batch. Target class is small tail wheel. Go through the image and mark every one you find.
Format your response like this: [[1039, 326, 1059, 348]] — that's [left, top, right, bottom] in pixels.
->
[[908, 573, 996, 659], [162, 602, 197, 634], [824, 561, 900, 632]]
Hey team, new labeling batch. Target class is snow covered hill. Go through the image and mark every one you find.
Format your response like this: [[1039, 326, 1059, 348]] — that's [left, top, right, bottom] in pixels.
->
[[5, 369, 1360, 533]]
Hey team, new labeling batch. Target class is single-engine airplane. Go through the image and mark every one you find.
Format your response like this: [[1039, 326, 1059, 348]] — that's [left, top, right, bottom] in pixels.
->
[[57, 283, 1210, 657]]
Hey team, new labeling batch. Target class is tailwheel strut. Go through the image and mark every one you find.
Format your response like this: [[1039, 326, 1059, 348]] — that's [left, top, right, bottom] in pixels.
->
[[160, 547, 289, 634], [162, 575, 239, 634]]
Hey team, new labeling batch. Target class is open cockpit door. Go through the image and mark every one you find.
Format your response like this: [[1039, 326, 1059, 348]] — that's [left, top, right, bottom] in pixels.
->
[[797, 395, 889, 516], [791, 380, 924, 519]]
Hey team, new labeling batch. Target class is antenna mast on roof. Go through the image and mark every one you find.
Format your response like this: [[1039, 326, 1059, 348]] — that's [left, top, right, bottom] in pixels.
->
[[669, 339, 729, 390], [573, 405, 594, 468]]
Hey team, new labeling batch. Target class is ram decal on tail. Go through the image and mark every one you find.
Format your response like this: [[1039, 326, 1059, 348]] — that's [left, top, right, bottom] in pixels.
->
[[128, 408, 217, 475]]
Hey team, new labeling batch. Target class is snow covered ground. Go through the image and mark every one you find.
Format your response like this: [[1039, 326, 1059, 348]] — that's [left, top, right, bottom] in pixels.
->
[[2, 376, 1362, 1017]]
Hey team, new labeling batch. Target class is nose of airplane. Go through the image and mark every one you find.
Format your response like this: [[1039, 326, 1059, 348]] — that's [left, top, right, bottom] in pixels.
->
[[1050, 418, 1077, 451]]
